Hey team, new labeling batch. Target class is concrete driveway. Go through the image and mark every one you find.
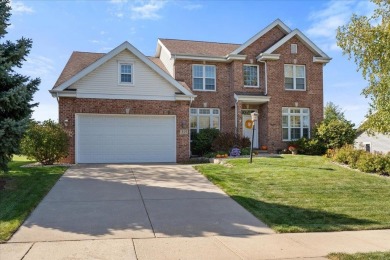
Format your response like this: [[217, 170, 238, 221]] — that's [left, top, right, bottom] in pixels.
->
[[10, 164, 272, 242]]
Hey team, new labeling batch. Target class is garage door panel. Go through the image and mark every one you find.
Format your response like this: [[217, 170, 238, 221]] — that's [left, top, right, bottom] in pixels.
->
[[76, 114, 176, 163]]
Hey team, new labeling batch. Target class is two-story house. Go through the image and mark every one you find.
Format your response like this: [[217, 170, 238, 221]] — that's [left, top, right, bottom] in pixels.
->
[[51, 19, 331, 164]]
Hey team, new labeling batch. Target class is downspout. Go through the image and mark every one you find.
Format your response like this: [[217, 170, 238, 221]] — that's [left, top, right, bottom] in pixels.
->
[[235, 97, 238, 135], [259, 61, 268, 95]]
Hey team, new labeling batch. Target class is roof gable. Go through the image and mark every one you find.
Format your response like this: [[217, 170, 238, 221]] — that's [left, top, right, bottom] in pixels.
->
[[264, 29, 331, 59], [231, 19, 292, 55], [52, 41, 194, 97]]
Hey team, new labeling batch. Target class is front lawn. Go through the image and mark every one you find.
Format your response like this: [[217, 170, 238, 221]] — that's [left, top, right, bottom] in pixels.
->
[[195, 155, 390, 232], [328, 251, 390, 260], [0, 156, 67, 242]]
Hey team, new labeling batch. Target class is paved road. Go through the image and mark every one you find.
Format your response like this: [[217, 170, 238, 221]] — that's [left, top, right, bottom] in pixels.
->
[[2, 164, 389, 259]]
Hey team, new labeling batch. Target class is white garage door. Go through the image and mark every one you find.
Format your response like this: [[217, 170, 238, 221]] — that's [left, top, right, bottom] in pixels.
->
[[76, 114, 176, 163]]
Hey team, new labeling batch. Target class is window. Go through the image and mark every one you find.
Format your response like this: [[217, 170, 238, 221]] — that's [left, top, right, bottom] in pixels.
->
[[282, 107, 310, 141], [243, 65, 259, 87], [190, 108, 220, 139], [119, 62, 133, 84], [284, 64, 305, 90], [291, 44, 297, 54], [192, 65, 216, 91]]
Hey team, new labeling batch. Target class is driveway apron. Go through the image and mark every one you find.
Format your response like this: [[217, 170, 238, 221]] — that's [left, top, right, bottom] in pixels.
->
[[10, 164, 273, 242]]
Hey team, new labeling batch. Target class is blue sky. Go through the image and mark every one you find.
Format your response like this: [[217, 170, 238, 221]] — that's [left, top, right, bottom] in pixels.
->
[[8, 0, 374, 125]]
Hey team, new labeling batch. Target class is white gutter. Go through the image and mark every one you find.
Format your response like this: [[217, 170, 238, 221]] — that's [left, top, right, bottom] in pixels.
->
[[259, 60, 268, 95], [234, 97, 238, 134]]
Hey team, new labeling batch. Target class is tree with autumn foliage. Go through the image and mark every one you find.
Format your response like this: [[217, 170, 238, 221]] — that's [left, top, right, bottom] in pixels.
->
[[337, 0, 390, 134]]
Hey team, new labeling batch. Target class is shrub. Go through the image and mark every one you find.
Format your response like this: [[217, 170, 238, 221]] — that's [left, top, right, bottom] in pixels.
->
[[356, 152, 376, 173], [21, 120, 69, 165], [289, 138, 327, 155], [191, 128, 220, 156], [316, 120, 356, 149], [211, 132, 250, 152], [333, 145, 364, 167], [240, 147, 251, 155]]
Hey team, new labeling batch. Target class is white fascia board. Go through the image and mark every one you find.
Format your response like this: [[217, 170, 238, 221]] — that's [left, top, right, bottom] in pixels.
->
[[175, 94, 197, 101], [231, 19, 291, 55], [234, 93, 271, 103], [257, 53, 280, 61], [226, 54, 247, 61], [313, 56, 332, 64], [264, 29, 331, 59], [155, 40, 162, 57], [49, 90, 77, 98], [53, 41, 194, 97], [173, 54, 228, 62]]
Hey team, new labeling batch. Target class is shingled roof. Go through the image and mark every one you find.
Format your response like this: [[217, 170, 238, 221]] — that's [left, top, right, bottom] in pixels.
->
[[54, 52, 171, 89], [54, 52, 105, 88], [159, 39, 240, 57]]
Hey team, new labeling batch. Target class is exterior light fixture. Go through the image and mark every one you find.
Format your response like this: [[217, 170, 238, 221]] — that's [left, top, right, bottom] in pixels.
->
[[64, 119, 69, 127]]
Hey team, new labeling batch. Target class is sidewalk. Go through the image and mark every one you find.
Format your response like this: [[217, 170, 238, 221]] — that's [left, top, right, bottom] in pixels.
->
[[2, 229, 389, 260]]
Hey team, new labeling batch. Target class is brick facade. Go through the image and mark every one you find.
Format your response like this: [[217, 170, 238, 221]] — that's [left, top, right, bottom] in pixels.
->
[[174, 28, 324, 152], [59, 98, 190, 163]]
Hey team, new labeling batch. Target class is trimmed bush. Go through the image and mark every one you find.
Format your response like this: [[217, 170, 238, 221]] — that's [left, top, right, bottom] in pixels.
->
[[191, 128, 220, 156], [211, 132, 250, 152], [21, 120, 69, 165], [356, 152, 376, 173], [289, 138, 327, 155]]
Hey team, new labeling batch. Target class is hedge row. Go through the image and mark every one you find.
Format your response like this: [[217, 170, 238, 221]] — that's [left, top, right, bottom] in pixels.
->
[[327, 145, 390, 175]]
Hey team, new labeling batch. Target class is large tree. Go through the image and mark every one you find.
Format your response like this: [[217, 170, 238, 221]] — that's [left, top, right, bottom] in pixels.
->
[[0, 0, 39, 171], [337, 0, 390, 134]]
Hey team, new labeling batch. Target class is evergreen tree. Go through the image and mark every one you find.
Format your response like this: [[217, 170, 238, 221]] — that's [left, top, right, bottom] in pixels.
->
[[0, 0, 39, 172]]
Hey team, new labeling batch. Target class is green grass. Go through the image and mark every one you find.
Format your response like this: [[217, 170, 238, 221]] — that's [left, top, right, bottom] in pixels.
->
[[0, 156, 67, 242], [328, 251, 390, 260], [195, 155, 390, 232]]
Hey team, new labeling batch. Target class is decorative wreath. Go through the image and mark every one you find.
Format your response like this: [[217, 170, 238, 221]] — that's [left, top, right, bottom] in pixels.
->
[[245, 119, 253, 129]]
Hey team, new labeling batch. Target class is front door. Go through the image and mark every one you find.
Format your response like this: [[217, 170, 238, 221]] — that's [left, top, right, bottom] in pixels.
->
[[242, 110, 259, 148]]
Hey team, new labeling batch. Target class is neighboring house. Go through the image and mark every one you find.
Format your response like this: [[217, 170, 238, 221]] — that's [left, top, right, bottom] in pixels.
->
[[355, 132, 390, 154], [51, 19, 331, 164]]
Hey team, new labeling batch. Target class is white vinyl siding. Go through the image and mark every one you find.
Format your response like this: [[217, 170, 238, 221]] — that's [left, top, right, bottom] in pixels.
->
[[159, 44, 174, 76], [70, 50, 177, 100], [190, 108, 220, 140], [243, 65, 259, 87], [284, 64, 306, 90], [192, 65, 216, 91], [282, 108, 310, 141], [76, 114, 176, 163]]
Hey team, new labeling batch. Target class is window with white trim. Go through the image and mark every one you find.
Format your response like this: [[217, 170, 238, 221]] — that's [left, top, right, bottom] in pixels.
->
[[243, 65, 259, 87], [192, 65, 216, 91], [282, 107, 310, 141], [284, 64, 305, 90], [119, 63, 133, 84], [190, 108, 220, 139]]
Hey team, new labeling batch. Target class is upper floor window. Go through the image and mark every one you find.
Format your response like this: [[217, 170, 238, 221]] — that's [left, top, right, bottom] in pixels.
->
[[282, 107, 310, 141], [192, 65, 216, 91], [119, 62, 133, 85], [284, 64, 305, 90], [243, 65, 259, 87]]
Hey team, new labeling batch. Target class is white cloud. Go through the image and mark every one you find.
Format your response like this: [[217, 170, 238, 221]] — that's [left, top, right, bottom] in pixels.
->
[[109, 0, 167, 20], [10, 0, 34, 14], [306, 0, 375, 52], [22, 55, 54, 79], [130, 0, 166, 20], [183, 3, 202, 10]]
